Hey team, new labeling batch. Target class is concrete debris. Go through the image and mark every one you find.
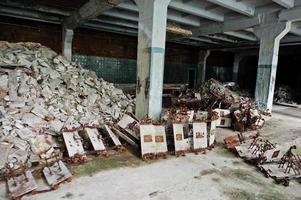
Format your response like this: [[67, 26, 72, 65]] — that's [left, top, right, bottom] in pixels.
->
[[117, 113, 140, 140], [43, 160, 72, 190], [235, 137, 277, 163], [231, 102, 268, 132], [214, 109, 232, 128], [83, 128, 107, 155], [224, 133, 301, 186], [172, 123, 192, 156], [224, 131, 259, 149], [175, 79, 240, 110], [0, 41, 133, 171], [161, 108, 218, 156], [62, 131, 86, 163], [192, 122, 208, 152], [0, 142, 13, 169], [274, 85, 298, 105], [111, 126, 138, 148], [259, 145, 301, 186], [174, 79, 270, 132], [103, 125, 124, 151], [139, 122, 168, 160], [6, 169, 38, 200]]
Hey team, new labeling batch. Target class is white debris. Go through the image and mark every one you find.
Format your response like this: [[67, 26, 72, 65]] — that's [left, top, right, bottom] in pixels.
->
[[0, 41, 134, 169]]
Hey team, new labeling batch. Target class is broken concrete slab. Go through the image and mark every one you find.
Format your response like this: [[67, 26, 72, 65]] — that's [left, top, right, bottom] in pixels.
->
[[62, 131, 85, 158], [7, 170, 38, 200], [43, 160, 72, 189], [140, 124, 168, 160], [84, 128, 107, 154], [104, 125, 123, 151], [172, 123, 187, 156], [117, 114, 140, 140], [111, 126, 138, 148], [0, 142, 13, 169], [192, 122, 207, 152]]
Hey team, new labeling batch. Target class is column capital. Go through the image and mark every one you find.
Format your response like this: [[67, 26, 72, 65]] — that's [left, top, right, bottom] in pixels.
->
[[198, 50, 210, 59], [254, 21, 291, 40]]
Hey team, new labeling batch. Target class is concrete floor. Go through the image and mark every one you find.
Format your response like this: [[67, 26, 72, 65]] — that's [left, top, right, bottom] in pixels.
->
[[1, 105, 301, 200]]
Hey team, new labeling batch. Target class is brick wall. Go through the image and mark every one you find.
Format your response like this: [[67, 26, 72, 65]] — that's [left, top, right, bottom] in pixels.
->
[[0, 16, 198, 64]]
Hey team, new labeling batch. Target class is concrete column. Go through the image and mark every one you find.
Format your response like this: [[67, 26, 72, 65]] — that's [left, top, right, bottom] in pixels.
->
[[254, 21, 291, 111], [134, 0, 171, 119], [197, 50, 210, 84], [232, 54, 243, 83], [62, 28, 74, 61]]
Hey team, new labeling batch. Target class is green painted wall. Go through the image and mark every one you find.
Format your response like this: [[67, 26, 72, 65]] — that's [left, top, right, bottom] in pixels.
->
[[73, 54, 197, 84]]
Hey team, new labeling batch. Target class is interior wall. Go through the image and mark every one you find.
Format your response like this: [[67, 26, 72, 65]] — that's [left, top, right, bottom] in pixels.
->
[[0, 16, 199, 84], [235, 45, 301, 100], [206, 51, 234, 82], [0, 16, 198, 63], [237, 56, 257, 94]]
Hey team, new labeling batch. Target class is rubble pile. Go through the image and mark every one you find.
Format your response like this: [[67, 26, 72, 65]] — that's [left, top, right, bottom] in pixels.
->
[[175, 79, 245, 110], [174, 79, 269, 131], [0, 42, 134, 171], [231, 101, 268, 132], [274, 85, 297, 105]]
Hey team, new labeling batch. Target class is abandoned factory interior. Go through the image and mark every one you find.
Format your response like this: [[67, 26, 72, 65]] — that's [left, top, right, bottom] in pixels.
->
[[1, 0, 301, 199]]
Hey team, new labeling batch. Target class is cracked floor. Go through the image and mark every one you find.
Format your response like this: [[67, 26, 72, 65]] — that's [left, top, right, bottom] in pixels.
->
[[1, 105, 301, 200]]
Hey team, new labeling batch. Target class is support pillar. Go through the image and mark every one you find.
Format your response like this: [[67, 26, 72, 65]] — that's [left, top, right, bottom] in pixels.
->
[[62, 28, 74, 61], [134, 0, 170, 119], [254, 21, 291, 111], [232, 54, 243, 83], [197, 50, 210, 84]]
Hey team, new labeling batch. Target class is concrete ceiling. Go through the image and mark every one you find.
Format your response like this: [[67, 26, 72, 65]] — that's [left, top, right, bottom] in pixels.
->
[[0, 0, 301, 48]]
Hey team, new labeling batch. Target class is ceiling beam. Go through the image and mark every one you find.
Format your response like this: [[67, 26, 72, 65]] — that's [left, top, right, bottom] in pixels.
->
[[117, 2, 201, 26], [102, 9, 138, 22], [223, 31, 258, 41], [84, 22, 137, 35], [290, 25, 301, 35], [116, 1, 138, 12], [206, 0, 255, 16], [188, 37, 219, 44], [279, 5, 301, 21], [64, 0, 125, 29], [92, 18, 138, 29], [272, 0, 295, 8], [0, 0, 70, 16], [192, 6, 301, 37], [206, 35, 238, 43], [192, 16, 260, 36], [169, 0, 224, 22], [0, 5, 61, 23]]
